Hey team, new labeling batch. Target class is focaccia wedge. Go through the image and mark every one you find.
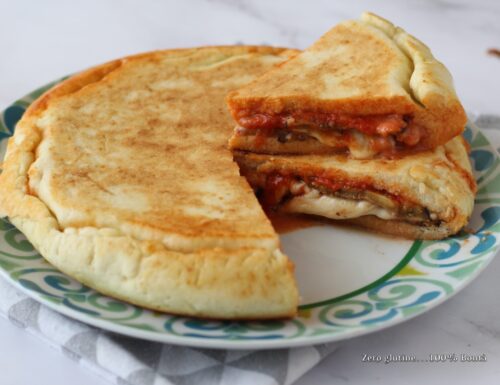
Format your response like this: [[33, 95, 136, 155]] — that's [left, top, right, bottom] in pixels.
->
[[227, 12, 466, 159], [235, 136, 476, 239], [0, 46, 300, 319]]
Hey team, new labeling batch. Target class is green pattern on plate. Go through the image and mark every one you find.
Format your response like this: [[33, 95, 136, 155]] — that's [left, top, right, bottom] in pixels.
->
[[0, 82, 498, 349]]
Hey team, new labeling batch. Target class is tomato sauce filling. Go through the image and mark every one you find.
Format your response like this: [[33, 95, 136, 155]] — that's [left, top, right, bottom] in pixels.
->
[[257, 172, 433, 225], [235, 111, 424, 155], [237, 111, 409, 136]]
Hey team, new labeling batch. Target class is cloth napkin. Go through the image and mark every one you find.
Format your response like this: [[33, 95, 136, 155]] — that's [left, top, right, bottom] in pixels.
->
[[0, 276, 337, 385], [0, 113, 497, 385]]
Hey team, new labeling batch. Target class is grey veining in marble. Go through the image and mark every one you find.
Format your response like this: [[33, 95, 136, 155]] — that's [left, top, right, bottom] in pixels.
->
[[0, 1, 499, 384]]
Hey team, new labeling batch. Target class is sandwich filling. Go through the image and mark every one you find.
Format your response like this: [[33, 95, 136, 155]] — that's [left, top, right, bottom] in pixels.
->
[[233, 111, 424, 159], [246, 173, 439, 226]]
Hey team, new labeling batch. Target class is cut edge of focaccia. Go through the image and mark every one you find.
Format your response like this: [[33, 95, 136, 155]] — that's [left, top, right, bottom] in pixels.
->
[[0, 47, 299, 320], [234, 135, 476, 240], [227, 12, 466, 159]]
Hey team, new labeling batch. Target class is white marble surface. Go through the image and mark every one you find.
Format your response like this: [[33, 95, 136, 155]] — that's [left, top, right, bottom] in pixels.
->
[[0, 0, 499, 384]]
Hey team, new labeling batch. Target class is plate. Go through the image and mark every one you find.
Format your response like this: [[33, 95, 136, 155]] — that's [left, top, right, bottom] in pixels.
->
[[0, 81, 498, 350]]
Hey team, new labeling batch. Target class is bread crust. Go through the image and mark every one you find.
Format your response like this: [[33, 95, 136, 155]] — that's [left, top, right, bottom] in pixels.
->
[[361, 12, 467, 149], [344, 216, 458, 240], [0, 46, 300, 319], [11, 216, 297, 319]]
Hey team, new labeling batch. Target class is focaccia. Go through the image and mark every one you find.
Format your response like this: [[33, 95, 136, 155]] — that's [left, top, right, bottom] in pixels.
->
[[227, 12, 466, 159], [234, 136, 476, 239], [0, 46, 300, 319]]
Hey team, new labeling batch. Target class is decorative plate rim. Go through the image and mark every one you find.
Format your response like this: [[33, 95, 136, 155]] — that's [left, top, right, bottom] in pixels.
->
[[1, 242, 497, 350]]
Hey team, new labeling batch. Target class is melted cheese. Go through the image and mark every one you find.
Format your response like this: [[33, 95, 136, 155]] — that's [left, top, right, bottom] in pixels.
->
[[294, 127, 377, 159], [349, 130, 378, 159], [282, 189, 397, 220]]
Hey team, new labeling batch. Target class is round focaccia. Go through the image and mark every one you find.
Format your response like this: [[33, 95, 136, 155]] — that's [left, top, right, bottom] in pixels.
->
[[0, 46, 300, 319]]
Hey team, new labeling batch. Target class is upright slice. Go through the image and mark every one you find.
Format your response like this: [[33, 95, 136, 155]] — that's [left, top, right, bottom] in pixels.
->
[[0, 46, 299, 319], [227, 12, 466, 159], [235, 136, 476, 239]]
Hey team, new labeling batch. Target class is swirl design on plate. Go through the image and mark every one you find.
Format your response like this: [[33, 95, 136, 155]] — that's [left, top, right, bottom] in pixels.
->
[[164, 317, 306, 340], [318, 278, 453, 327]]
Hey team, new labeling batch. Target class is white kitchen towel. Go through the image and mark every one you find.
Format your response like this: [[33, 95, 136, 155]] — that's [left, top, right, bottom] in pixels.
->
[[0, 114, 498, 385]]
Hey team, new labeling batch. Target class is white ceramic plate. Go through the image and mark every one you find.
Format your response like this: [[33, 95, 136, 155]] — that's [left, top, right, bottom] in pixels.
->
[[0, 81, 498, 349]]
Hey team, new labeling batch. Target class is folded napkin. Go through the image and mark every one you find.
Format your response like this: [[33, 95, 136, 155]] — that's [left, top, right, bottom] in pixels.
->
[[0, 114, 497, 385]]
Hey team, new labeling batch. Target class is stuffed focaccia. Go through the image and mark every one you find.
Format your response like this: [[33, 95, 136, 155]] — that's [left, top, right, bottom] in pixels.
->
[[227, 12, 466, 159], [0, 46, 300, 319], [234, 136, 476, 239]]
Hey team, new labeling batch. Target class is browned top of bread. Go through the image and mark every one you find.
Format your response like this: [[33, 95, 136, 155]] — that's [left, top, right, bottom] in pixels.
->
[[14, 46, 300, 252]]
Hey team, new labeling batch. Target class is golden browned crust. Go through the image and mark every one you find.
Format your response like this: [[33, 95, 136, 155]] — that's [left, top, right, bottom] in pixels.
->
[[21, 46, 298, 248], [361, 12, 467, 149], [227, 12, 466, 151], [344, 216, 458, 240], [0, 46, 300, 319], [12, 216, 298, 320]]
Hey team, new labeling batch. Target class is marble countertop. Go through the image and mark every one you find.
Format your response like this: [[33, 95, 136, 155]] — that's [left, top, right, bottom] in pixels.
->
[[0, 0, 499, 384]]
